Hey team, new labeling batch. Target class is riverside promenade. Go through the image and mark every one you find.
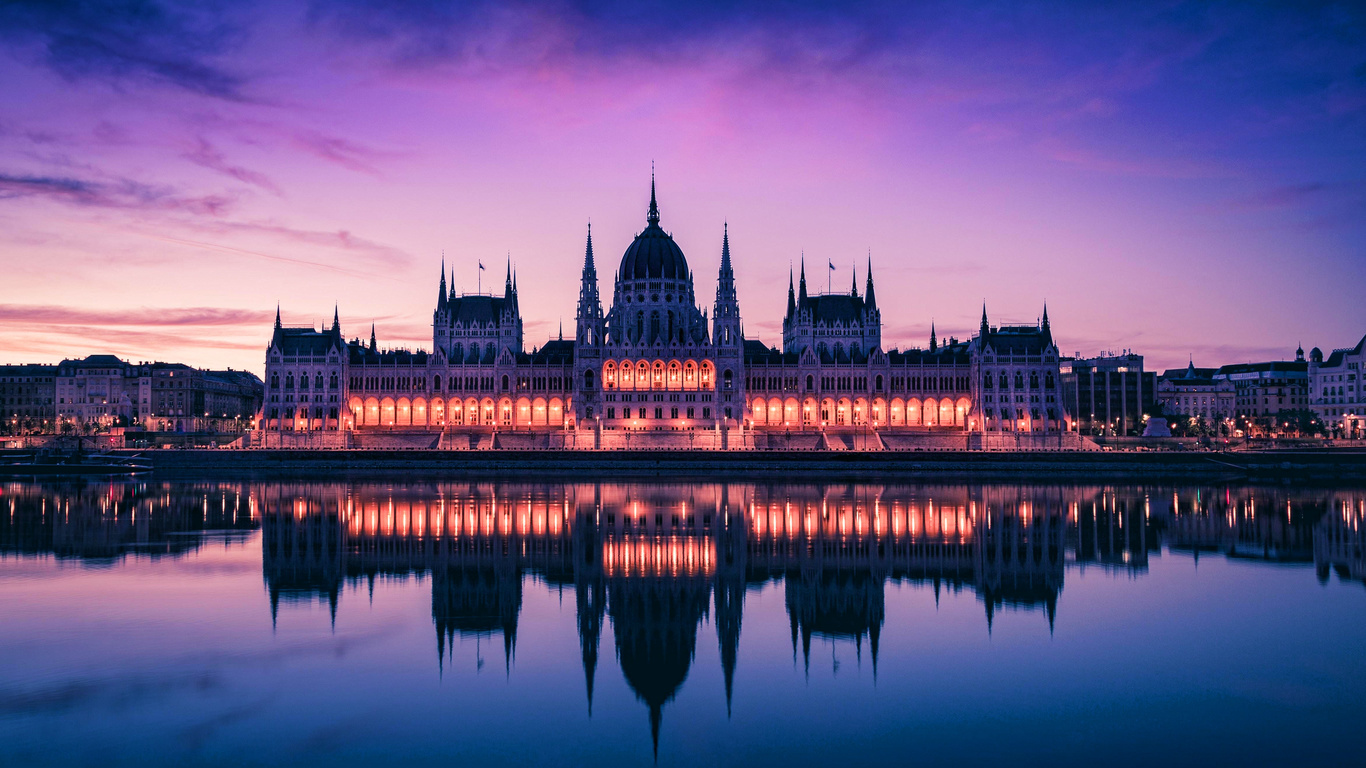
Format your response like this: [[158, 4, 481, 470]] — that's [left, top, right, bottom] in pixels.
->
[[137, 447, 1366, 482]]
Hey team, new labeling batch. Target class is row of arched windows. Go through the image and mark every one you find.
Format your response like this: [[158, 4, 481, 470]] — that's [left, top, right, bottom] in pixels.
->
[[348, 396, 569, 428], [749, 396, 972, 428], [602, 359, 716, 391]]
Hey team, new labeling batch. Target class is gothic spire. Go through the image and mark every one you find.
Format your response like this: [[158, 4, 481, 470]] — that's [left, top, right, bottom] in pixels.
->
[[798, 255, 808, 304], [786, 265, 796, 320], [1041, 301, 1050, 330], [864, 254, 877, 311], [504, 256, 513, 302], [274, 304, 281, 330], [980, 303, 989, 337], [720, 221, 732, 274], [332, 304, 340, 334], [930, 321, 937, 352], [369, 323, 377, 352], [438, 255, 448, 311], [647, 164, 660, 226], [577, 222, 602, 325], [850, 262, 858, 297]]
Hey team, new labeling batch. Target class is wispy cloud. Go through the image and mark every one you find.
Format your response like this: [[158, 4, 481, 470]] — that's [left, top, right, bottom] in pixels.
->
[[0, 304, 272, 327], [0, 171, 235, 215], [182, 137, 282, 194], [0, 0, 252, 100], [291, 131, 386, 175]]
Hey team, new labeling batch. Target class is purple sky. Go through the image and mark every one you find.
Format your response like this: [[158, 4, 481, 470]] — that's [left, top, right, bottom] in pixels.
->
[[1, 0, 1363, 374]]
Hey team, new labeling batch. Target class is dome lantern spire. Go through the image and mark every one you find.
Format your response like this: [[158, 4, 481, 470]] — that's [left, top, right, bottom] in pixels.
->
[[647, 163, 660, 226]]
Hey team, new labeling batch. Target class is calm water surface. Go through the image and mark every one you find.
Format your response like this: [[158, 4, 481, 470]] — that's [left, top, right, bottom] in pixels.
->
[[1, 478, 1363, 767]]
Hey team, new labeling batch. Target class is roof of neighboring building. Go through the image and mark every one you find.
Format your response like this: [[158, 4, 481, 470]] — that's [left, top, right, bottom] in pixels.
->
[[887, 345, 972, 365], [743, 340, 971, 366], [1214, 360, 1307, 377], [523, 339, 575, 364], [1322, 334, 1366, 368], [347, 342, 430, 365], [977, 325, 1055, 356], [271, 325, 344, 357], [444, 294, 513, 326], [794, 294, 869, 325], [61, 354, 129, 369], [0, 363, 57, 376]]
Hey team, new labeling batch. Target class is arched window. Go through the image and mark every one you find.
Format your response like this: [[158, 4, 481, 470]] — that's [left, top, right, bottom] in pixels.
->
[[270, 373, 279, 389], [501, 374, 509, 391], [433, 374, 442, 391], [299, 374, 309, 390], [723, 369, 733, 389], [315, 373, 324, 389], [453, 343, 463, 362], [1014, 372, 1025, 389], [650, 311, 661, 343], [329, 372, 338, 389], [584, 369, 595, 389], [285, 373, 294, 389], [806, 374, 814, 391], [1045, 373, 1055, 389], [1029, 373, 1039, 389], [875, 374, 883, 391], [984, 374, 993, 389]]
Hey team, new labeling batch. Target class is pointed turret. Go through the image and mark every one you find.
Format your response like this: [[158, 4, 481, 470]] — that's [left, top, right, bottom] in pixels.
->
[[331, 304, 340, 334], [1041, 302, 1050, 331], [369, 324, 377, 352], [438, 256, 448, 311], [979, 303, 990, 338], [786, 266, 796, 320], [864, 255, 877, 312], [274, 304, 281, 330], [850, 263, 858, 297], [713, 223, 741, 347], [576, 222, 604, 347], [503, 258, 513, 302], [930, 322, 937, 352]]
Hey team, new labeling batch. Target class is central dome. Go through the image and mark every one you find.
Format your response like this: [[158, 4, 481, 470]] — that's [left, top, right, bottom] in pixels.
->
[[619, 178, 689, 281]]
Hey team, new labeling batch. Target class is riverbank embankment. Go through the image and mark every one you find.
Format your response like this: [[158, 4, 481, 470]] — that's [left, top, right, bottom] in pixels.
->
[[131, 448, 1366, 483]]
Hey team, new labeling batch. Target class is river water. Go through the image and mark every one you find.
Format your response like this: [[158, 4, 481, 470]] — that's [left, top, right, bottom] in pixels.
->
[[1, 478, 1362, 766]]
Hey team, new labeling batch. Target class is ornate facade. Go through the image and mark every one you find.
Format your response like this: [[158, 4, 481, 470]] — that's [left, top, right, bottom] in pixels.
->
[[259, 180, 1065, 445]]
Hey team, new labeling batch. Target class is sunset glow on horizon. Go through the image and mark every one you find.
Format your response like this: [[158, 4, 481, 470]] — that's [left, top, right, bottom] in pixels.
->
[[2, 1, 1363, 374]]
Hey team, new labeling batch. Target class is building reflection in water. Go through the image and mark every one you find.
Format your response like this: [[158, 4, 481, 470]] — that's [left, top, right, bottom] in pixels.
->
[[0, 480, 255, 561], [5, 478, 1363, 756], [249, 480, 1366, 755]]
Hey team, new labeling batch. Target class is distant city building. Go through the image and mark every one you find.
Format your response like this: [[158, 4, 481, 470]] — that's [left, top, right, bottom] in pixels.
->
[[56, 355, 141, 427], [142, 363, 264, 432], [259, 180, 1064, 445], [1308, 334, 1365, 438], [970, 306, 1066, 434], [1213, 350, 1310, 421], [0, 364, 57, 432], [1060, 352, 1154, 435], [54, 354, 262, 431], [1156, 360, 1236, 426]]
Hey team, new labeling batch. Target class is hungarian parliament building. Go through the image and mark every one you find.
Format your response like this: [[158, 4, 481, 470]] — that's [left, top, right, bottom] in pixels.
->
[[259, 181, 1070, 448]]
